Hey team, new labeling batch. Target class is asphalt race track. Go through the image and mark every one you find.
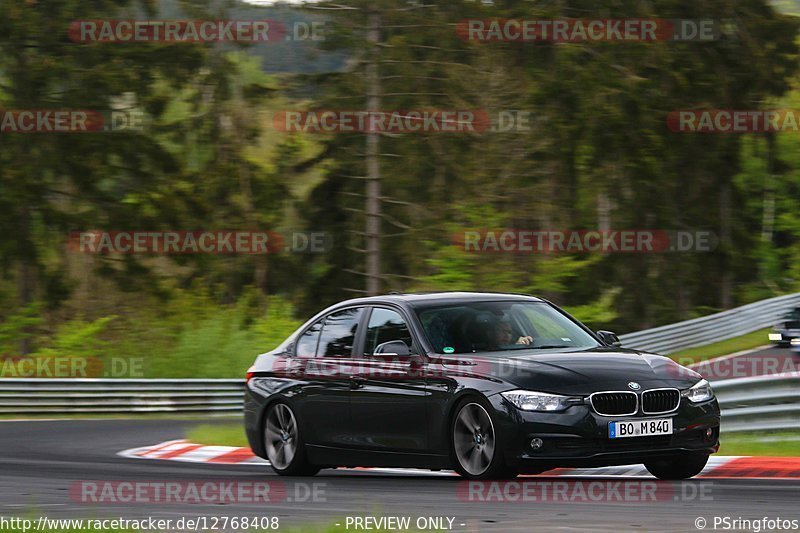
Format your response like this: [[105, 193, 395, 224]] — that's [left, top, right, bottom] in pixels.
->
[[0, 419, 797, 532]]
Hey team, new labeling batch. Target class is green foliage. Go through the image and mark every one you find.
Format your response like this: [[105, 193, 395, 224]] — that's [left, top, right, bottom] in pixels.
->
[[2, 0, 800, 368], [563, 289, 622, 330], [31, 316, 115, 359], [146, 298, 299, 378], [0, 304, 44, 354], [0, 289, 299, 378], [298, 0, 800, 333]]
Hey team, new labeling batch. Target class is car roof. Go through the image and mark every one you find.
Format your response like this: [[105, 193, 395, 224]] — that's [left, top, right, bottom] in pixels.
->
[[333, 291, 544, 309]]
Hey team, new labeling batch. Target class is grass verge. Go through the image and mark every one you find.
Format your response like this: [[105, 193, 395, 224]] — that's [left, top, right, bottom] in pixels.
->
[[669, 328, 771, 363], [718, 431, 800, 456], [186, 422, 249, 447]]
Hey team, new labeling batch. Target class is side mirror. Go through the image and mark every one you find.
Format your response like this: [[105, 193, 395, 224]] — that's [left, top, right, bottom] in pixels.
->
[[373, 340, 411, 357], [596, 330, 621, 347]]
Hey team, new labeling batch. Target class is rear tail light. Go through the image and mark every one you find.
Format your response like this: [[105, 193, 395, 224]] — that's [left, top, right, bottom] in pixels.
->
[[246, 366, 255, 385]]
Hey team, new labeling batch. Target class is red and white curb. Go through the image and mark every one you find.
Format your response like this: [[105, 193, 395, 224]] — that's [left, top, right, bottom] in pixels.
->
[[119, 440, 800, 479]]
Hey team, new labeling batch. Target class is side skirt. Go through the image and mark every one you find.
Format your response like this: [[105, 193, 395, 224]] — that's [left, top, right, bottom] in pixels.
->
[[306, 444, 450, 469]]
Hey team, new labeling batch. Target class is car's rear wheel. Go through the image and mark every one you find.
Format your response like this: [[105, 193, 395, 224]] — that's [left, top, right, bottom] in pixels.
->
[[644, 452, 709, 480], [451, 398, 512, 480], [264, 402, 319, 476]]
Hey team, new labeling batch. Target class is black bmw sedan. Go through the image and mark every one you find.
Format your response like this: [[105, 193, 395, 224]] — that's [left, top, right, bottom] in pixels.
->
[[244, 292, 720, 480]]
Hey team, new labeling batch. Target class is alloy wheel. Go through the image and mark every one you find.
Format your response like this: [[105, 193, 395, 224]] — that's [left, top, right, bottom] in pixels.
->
[[453, 402, 496, 476], [265, 403, 298, 470]]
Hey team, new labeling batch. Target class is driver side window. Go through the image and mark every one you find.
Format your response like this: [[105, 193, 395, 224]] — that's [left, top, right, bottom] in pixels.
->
[[363, 308, 413, 355]]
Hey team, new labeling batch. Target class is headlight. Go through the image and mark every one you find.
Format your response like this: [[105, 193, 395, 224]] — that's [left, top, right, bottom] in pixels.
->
[[501, 390, 576, 412], [791, 338, 800, 346], [681, 379, 714, 403]]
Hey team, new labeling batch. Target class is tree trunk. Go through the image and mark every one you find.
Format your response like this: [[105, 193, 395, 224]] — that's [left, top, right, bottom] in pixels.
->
[[364, 9, 382, 296], [719, 182, 733, 309]]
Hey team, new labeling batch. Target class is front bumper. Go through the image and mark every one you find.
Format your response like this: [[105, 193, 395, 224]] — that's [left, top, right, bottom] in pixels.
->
[[489, 394, 720, 471]]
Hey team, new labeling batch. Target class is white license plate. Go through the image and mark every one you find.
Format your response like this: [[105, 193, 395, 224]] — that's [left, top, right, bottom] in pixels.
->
[[609, 418, 672, 439]]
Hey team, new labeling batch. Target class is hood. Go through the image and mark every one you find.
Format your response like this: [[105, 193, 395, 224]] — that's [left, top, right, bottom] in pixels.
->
[[439, 346, 701, 395]]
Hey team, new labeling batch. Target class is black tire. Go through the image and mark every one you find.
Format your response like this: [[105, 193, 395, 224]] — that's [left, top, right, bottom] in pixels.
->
[[450, 396, 510, 480], [263, 401, 319, 476], [644, 452, 709, 480]]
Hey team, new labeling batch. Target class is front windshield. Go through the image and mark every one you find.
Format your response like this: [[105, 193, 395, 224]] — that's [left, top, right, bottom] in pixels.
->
[[416, 301, 600, 355]]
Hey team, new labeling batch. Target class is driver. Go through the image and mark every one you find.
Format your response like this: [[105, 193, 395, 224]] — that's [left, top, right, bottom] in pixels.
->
[[489, 318, 533, 348]]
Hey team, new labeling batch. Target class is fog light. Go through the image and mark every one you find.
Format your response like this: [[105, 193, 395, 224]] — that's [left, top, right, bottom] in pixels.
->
[[530, 437, 544, 450]]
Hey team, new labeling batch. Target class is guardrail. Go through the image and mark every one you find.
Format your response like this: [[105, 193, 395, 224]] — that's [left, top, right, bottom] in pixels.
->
[[0, 378, 243, 414], [2, 374, 797, 434], [618, 291, 800, 354], [713, 372, 800, 432]]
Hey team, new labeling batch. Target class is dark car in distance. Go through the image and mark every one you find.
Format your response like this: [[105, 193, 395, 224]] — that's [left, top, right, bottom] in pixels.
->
[[244, 292, 720, 480], [769, 307, 800, 347]]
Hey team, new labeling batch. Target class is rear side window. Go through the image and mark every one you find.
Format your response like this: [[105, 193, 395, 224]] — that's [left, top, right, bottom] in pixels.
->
[[295, 319, 323, 357], [317, 307, 363, 357]]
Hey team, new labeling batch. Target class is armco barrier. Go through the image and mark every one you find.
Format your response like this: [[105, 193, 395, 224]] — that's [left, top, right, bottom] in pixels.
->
[[0, 378, 243, 414], [713, 372, 800, 432], [1, 374, 797, 432], [618, 292, 800, 354]]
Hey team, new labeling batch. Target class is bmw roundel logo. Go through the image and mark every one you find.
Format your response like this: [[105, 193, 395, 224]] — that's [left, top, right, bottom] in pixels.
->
[[628, 381, 641, 391]]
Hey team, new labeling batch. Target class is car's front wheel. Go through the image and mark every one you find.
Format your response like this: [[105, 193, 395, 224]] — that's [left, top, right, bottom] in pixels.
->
[[644, 452, 709, 480], [264, 402, 319, 476], [451, 398, 515, 480]]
